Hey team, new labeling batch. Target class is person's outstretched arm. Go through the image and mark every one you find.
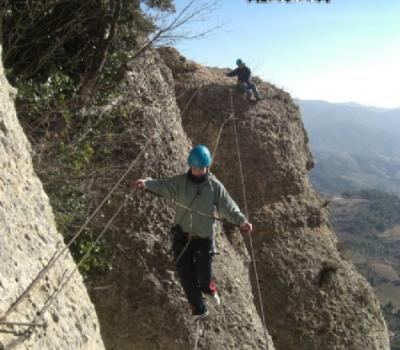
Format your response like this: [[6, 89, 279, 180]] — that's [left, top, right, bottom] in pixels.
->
[[226, 68, 239, 77], [133, 175, 182, 200], [216, 183, 252, 232]]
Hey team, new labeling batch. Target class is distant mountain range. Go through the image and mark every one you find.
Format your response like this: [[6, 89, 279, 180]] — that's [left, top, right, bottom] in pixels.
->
[[327, 190, 400, 349], [295, 99, 400, 195]]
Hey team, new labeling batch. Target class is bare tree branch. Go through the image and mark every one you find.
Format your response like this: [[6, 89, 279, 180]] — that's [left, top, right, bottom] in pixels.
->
[[132, 0, 221, 59], [78, 0, 121, 106]]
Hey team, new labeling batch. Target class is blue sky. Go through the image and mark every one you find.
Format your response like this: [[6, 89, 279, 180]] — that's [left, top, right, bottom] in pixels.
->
[[171, 0, 400, 108]]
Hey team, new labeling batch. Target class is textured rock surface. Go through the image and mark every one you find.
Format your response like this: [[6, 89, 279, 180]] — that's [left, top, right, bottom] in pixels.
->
[[158, 46, 390, 350], [0, 46, 105, 350], [3, 36, 390, 350], [88, 48, 274, 350]]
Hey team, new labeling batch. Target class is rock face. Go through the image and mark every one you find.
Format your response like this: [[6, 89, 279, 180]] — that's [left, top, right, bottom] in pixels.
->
[[88, 48, 274, 350], [2, 36, 390, 349], [86, 45, 389, 350], [0, 46, 105, 350], [157, 46, 390, 350]]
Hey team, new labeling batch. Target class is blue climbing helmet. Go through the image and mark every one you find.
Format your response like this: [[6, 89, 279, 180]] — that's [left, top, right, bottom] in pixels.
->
[[188, 145, 212, 168], [236, 58, 244, 66]]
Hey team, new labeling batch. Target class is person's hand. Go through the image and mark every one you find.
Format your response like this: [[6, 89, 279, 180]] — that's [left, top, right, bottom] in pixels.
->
[[240, 220, 252, 233], [133, 179, 146, 191]]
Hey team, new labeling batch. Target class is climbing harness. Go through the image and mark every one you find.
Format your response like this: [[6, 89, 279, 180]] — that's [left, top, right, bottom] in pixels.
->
[[171, 187, 201, 266], [146, 188, 239, 227]]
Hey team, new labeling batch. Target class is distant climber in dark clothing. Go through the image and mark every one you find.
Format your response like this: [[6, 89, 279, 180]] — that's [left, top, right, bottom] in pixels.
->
[[227, 59, 261, 101]]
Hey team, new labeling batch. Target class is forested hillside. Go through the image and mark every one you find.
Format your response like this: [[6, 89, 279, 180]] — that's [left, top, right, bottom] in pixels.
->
[[329, 189, 400, 349]]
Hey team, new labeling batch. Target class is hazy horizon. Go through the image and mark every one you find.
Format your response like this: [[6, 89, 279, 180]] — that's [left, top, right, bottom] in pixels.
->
[[171, 0, 400, 109], [294, 98, 400, 111]]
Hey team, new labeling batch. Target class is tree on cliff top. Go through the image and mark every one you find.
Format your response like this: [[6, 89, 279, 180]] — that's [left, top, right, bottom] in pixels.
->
[[1, 0, 218, 104], [0, 0, 219, 277]]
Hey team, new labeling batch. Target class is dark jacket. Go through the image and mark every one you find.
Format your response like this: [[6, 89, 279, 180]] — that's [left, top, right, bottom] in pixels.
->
[[226, 65, 251, 83]]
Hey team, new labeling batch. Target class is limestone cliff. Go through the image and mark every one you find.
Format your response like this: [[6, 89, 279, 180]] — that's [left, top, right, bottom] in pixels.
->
[[2, 39, 391, 350], [87, 48, 274, 350], [157, 46, 390, 350], [86, 46, 389, 349], [0, 46, 105, 350]]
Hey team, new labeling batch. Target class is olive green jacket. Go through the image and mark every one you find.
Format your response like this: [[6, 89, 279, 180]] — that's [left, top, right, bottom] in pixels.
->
[[145, 173, 246, 239]]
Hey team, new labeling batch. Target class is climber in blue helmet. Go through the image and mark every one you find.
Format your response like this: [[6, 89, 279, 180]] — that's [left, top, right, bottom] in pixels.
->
[[134, 145, 252, 324], [227, 58, 261, 102]]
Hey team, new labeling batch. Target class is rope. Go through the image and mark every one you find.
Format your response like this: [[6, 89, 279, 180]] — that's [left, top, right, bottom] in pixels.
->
[[1, 139, 153, 323], [174, 237, 192, 265], [180, 86, 201, 117], [143, 93, 235, 232], [0, 321, 45, 339], [0, 329, 27, 337], [4, 197, 129, 350], [2, 84, 268, 348], [211, 112, 233, 161], [147, 104, 236, 226], [0, 321, 45, 327], [145, 189, 239, 227], [229, 88, 269, 349], [41, 198, 128, 314], [193, 321, 201, 350]]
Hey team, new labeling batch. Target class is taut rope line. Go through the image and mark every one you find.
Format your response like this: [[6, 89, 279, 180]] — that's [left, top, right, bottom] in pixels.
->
[[145, 189, 239, 227], [1, 138, 153, 323], [211, 112, 233, 160], [180, 86, 202, 117], [229, 88, 269, 349], [4, 197, 129, 350]]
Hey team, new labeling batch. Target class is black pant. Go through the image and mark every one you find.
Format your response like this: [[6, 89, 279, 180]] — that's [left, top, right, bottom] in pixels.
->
[[238, 81, 260, 100], [172, 231, 215, 315]]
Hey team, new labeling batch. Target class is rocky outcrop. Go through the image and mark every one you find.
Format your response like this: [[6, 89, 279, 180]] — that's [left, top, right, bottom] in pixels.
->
[[158, 46, 390, 350], [2, 36, 390, 349], [88, 48, 274, 350], [0, 46, 105, 350]]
